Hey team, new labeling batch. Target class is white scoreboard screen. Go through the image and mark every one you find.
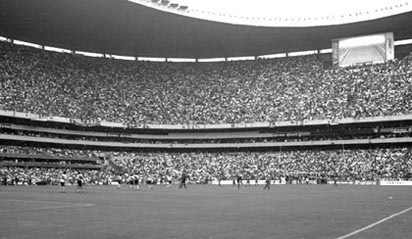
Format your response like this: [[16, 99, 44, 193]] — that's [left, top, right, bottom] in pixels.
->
[[332, 32, 394, 67]]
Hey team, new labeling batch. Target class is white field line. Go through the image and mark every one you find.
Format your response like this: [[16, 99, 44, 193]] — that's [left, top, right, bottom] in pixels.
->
[[334, 206, 412, 239], [0, 199, 94, 212]]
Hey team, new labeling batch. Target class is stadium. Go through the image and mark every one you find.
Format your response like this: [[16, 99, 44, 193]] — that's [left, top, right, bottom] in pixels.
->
[[1, 0, 412, 238]]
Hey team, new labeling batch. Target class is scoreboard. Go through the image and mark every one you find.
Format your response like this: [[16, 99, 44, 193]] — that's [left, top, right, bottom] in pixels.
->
[[332, 32, 394, 67]]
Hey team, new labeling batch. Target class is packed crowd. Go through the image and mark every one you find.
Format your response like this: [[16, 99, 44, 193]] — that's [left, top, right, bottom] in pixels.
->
[[0, 167, 107, 186], [106, 148, 412, 182], [1, 145, 411, 184], [1, 41, 411, 125], [0, 145, 101, 159]]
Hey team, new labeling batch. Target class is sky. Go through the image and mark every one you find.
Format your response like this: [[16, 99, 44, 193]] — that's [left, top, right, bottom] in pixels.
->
[[130, 0, 412, 26]]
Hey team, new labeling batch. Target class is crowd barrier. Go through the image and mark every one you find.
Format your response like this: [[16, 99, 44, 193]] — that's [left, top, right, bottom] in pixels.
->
[[379, 180, 412, 186]]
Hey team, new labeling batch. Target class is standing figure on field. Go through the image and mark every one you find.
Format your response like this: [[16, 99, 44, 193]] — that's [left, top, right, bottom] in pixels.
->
[[263, 174, 272, 190], [146, 175, 154, 190], [236, 173, 242, 189], [59, 171, 67, 193], [133, 174, 140, 190], [76, 172, 84, 193], [179, 170, 188, 189]]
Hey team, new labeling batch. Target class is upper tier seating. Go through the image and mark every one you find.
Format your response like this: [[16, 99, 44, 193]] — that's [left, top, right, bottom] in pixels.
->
[[1, 42, 411, 125]]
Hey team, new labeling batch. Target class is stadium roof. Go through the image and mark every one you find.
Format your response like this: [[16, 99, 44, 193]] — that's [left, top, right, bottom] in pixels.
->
[[1, 0, 412, 58], [132, 0, 412, 27]]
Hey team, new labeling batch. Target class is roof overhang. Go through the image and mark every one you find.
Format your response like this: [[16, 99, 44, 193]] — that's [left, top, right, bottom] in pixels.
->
[[1, 0, 412, 58]]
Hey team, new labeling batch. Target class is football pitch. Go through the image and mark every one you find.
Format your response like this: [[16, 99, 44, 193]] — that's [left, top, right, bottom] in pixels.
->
[[1, 184, 411, 239]]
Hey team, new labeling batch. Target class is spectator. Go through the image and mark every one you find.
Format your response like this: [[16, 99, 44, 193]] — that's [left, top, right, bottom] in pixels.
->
[[1, 145, 411, 183], [1, 41, 411, 125]]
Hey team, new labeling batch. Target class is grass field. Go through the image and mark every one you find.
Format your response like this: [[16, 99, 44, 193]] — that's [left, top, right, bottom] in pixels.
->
[[1, 184, 411, 239]]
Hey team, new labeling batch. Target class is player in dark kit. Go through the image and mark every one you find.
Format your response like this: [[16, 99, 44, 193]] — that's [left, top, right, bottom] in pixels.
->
[[218, 171, 224, 187], [76, 173, 84, 193], [246, 176, 251, 187], [133, 174, 140, 190], [236, 173, 242, 189], [179, 171, 188, 189], [333, 174, 338, 186]]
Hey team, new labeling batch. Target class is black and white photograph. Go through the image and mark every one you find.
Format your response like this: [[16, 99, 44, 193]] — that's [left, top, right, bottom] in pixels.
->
[[1, 0, 412, 238]]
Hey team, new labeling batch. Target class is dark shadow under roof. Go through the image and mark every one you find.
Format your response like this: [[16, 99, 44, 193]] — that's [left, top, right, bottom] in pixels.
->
[[1, 0, 412, 58]]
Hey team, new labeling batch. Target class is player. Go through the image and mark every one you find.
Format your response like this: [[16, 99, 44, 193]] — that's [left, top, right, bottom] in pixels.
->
[[128, 175, 134, 188], [59, 171, 67, 193], [166, 174, 172, 188], [179, 170, 188, 189], [146, 175, 154, 189], [116, 175, 122, 189], [217, 174, 223, 187], [246, 176, 251, 187], [236, 173, 242, 189], [263, 174, 271, 190], [76, 172, 84, 193], [217, 170, 224, 187], [133, 174, 140, 191]]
